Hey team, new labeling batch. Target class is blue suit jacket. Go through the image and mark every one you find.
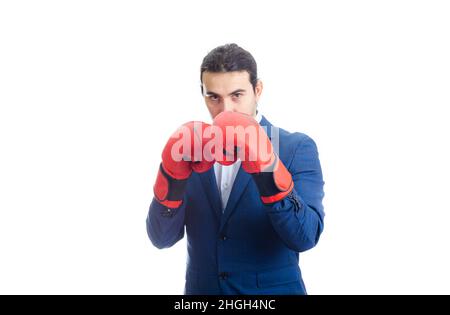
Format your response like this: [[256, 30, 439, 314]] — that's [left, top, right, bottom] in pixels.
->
[[146, 115, 325, 295]]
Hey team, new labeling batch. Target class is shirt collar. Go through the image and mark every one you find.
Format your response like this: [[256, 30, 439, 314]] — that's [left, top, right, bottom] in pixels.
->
[[254, 110, 262, 123]]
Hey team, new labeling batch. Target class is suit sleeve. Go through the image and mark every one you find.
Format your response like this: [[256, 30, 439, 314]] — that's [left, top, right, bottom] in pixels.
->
[[146, 196, 186, 249], [266, 135, 325, 252]]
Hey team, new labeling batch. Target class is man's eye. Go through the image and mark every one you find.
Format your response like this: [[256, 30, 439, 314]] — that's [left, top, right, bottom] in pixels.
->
[[209, 95, 219, 101], [233, 93, 242, 98]]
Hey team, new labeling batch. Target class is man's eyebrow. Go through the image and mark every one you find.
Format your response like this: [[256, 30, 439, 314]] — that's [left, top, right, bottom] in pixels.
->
[[205, 89, 246, 96], [229, 89, 246, 95]]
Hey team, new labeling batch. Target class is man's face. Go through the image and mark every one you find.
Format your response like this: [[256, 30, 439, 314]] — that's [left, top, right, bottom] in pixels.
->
[[201, 71, 262, 119]]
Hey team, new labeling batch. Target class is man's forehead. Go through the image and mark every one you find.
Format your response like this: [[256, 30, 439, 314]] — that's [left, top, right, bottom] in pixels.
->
[[202, 71, 251, 93], [203, 71, 250, 82]]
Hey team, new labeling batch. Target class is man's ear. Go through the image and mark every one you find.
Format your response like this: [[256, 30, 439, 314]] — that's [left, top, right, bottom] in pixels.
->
[[255, 79, 263, 101]]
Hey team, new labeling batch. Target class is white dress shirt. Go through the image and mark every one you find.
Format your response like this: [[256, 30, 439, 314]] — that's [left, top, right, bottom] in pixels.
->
[[214, 111, 262, 211]]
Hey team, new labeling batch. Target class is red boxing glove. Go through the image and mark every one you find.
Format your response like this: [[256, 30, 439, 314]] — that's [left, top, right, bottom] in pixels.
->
[[213, 111, 293, 204], [153, 121, 215, 208]]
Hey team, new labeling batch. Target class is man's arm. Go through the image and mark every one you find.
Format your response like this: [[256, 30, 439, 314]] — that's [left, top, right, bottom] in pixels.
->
[[265, 135, 325, 252], [146, 121, 214, 249], [212, 112, 325, 252], [146, 197, 187, 249]]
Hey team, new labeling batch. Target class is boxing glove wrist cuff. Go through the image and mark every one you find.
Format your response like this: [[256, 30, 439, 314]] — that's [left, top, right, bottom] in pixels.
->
[[153, 163, 188, 208], [251, 156, 294, 204]]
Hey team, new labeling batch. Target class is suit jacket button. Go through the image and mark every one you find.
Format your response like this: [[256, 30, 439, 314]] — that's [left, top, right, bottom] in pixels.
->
[[220, 235, 227, 241], [219, 272, 228, 280]]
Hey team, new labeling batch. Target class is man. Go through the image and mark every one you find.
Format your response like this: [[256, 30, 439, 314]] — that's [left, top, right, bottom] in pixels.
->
[[146, 43, 325, 295]]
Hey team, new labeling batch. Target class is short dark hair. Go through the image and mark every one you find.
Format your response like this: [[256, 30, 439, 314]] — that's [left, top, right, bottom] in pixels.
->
[[200, 43, 258, 94]]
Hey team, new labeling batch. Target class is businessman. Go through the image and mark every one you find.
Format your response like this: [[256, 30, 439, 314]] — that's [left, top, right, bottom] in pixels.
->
[[146, 43, 325, 294]]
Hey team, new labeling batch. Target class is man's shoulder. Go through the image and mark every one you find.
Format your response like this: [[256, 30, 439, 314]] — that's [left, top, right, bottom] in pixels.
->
[[261, 115, 318, 157], [274, 124, 316, 150], [262, 116, 311, 143], [268, 125, 319, 169], [280, 127, 311, 142]]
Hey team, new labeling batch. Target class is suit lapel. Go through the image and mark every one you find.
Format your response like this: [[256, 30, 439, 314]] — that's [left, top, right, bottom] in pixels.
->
[[218, 115, 274, 232], [259, 115, 273, 139], [199, 167, 222, 221]]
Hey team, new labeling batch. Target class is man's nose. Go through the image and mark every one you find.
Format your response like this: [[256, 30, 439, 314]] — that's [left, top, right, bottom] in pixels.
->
[[223, 99, 235, 112]]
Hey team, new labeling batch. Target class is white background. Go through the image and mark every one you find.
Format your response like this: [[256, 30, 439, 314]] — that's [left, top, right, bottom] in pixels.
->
[[1, 1, 449, 294]]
